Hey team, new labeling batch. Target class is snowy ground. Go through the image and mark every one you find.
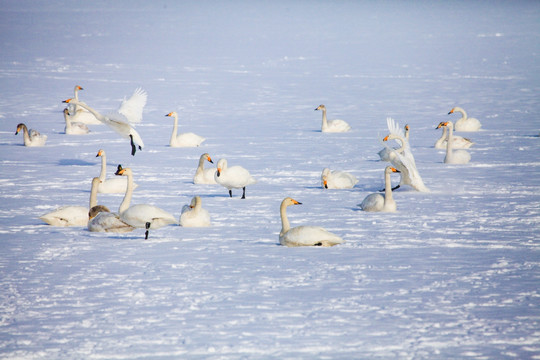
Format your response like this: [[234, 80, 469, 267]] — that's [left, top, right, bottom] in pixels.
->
[[1, 1, 539, 359]]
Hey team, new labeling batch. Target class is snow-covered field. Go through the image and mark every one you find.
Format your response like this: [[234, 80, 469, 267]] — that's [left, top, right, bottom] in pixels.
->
[[1, 1, 539, 358]]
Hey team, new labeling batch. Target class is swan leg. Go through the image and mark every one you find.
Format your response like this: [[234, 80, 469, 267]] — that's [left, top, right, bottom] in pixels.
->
[[391, 184, 401, 191], [130, 135, 137, 156], [241, 187, 246, 199], [229, 190, 233, 198], [144, 222, 151, 240]]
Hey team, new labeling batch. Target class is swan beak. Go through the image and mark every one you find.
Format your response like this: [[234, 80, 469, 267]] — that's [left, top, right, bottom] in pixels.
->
[[207, 156, 213, 163], [63, 98, 73, 103], [448, 108, 455, 114], [165, 113, 171, 117], [392, 168, 400, 173], [293, 200, 302, 205], [323, 180, 328, 189], [216, 168, 221, 177], [115, 165, 124, 176], [383, 135, 389, 141]]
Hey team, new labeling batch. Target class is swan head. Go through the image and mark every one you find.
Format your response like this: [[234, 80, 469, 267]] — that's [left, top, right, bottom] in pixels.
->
[[315, 104, 326, 111], [202, 153, 213, 164], [63, 108, 70, 116], [75, 85, 83, 91], [321, 168, 331, 188], [386, 166, 400, 174], [88, 205, 110, 219], [215, 159, 227, 177], [436, 121, 453, 129], [165, 111, 178, 118], [189, 196, 201, 208], [15, 123, 25, 135], [115, 164, 130, 176], [404, 124, 410, 132], [282, 197, 302, 208], [96, 149, 104, 157]]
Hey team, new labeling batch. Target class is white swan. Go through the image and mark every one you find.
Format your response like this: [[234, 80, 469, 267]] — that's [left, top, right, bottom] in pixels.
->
[[179, 196, 211, 227], [165, 111, 205, 147], [435, 123, 474, 149], [214, 158, 257, 199], [359, 166, 399, 212], [279, 197, 344, 247], [448, 106, 481, 132], [436, 121, 471, 164], [193, 153, 217, 184], [321, 168, 358, 189], [40, 177, 101, 226], [378, 124, 410, 161], [63, 98, 144, 155], [382, 117, 429, 192], [315, 104, 351, 133], [118, 87, 147, 124], [66, 85, 102, 125], [95, 149, 137, 193], [63, 108, 90, 135], [115, 167, 177, 238], [88, 205, 135, 233], [15, 123, 47, 147]]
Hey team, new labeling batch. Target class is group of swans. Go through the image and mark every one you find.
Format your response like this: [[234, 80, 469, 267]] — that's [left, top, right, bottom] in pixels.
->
[[436, 121, 471, 164], [15, 123, 47, 147]]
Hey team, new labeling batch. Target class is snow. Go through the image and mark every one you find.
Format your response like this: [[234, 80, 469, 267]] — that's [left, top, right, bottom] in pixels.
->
[[1, 0, 540, 358]]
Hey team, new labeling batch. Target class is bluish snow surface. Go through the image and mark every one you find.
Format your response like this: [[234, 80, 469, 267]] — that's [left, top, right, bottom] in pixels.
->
[[1, 1, 539, 359]]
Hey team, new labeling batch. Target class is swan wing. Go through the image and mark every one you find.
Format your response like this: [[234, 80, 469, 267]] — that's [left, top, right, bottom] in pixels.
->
[[40, 206, 88, 226], [394, 150, 429, 192], [281, 226, 344, 247], [89, 212, 134, 233], [118, 87, 147, 124], [121, 204, 177, 229]]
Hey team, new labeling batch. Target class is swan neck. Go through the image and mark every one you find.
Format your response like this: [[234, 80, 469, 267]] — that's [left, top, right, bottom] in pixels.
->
[[64, 112, 71, 129], [446, 124, 455, 155], [321, 108, 328, 128], [119, 172, 134, 214], [99, 154, 107, 181], [384, 170, 393, 203], [280, 202, 290, 236], [21, 125, 31, 143], [89, 180, 99, 209], [74, 101, 101, 120], [394, 136, 406, 153]]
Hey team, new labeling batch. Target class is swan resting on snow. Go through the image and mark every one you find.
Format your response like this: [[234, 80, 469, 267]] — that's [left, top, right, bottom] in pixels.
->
[[279, 197, 344, 247], [448, 106, 481, 132], [15, 123, 47, 147], [359, 166, 399, 212], [165, 111, 205, 147], [315, 104, 351, 133], [214, 158, 257, 199], [88, 205, 135, 233], [95, 149, 137, 193], [66, 85, 101, 125], [179, 196, 211, 227], [436, 121, 471, 164], [63, 108, 90, 135], [321, 168, 358, 189], [379, 124, 409, 161], [193, 153, 217, 184], [435, 123, 474, 149]]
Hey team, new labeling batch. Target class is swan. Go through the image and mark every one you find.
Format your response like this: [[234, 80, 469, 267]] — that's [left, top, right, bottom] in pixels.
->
[[214, 158, 257, 199], [448, 106, 481, 132], [95, 149, 137, 193], [279, 197, 344, 247], [359, 166, 399, 212], [40, 177, 101, 226], [378, 124, 410, 161], [435, 123, 474, 149], [315, 104, 351, 133], [321, 168, 358, 189], [63, 98, 144, 155], [66, 85, 102, 125], [15, 123, 47, 147], [436, 121, 471, 164], [382, 117, 429, 192], [165, 111, 205, 147], [115, 166, 177, 238], [88, 205, 135, 233], [179, 196, 211, 227], [193, 153, 217, 184], [118, 87, 147, 124], [63, 108, 90, 135]]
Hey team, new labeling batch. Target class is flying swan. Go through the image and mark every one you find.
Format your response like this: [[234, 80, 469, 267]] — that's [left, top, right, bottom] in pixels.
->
[[436, 121, 471, 164], [193, 153, 217, 184], [15, 123, 47, 147], [179, 196, 211, 227], [448, 106, 481, 132], [165, 111, 206, 147], [214, 158, 257, 199], [359, 166, 399, 212], [321, 168, 358, 189], [315, 104, 351, 132]]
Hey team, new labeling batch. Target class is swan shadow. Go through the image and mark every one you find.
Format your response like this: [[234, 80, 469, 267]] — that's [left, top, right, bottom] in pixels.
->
[[58, 159, 95, 166]]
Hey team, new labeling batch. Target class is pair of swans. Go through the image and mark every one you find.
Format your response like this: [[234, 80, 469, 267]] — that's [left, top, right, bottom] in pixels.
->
[[165, 112, 205, 147], [96, 149, 137, 193], [435, 123, 474, 149], [448, 106, 481, 132], [359, 166, 399, 212], [214, 159, 257, 198], [436, 121, 471, 164], [194, 153, 217, 184], [321, 168, 358, 189], [15, 123, 47, 146], [66, 85, 101, 125], [381, 117, 429, 192], [279, 197, 344, 247], [315, 104, 351, 133], [63, 108, 90, 135], [179, 196, 211, 227]]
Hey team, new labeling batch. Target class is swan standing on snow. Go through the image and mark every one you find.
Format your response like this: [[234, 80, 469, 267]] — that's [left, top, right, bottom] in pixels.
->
[[15, 123, 47, 147], [40, 177, 101, 226], [165, 111, 205, 147], [115, 166, 177, 239], [379, 124, 410, 161], [88, 205, 134, 233], [382, 117, 429, 192], [193, 153, 217, 184], [435, 123, 474, 149], [448, 106, 481, 132], [63, 98, 144, 155], [359, 166, 399, 212], [179, 196, 211, 227], [321, 168, 358, 189], [63, 108, 89, 135], [95, 149, 137, 193], [214, 158, 257, 199], [436, 121, 471, 164], [279, 197, 344, 247], [315, 104, 351, 132], [66, 85, 101, 125]]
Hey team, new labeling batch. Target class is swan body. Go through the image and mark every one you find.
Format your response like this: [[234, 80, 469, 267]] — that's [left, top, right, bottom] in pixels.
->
[[115, 167, 177, 230], [88, 206, 134, 233], [214, 158, 257, 198], [436, 121, 471, 164], [15, 123, 47, 146], [435, 124, 474, 149], [63, 108, 90, 135], [448, 107, 481, 132], [95, 149, 137, 193], [279, 197, 344, 247], [64, 98, 144, 155], [66, 85, 102, 125], [315, 104, 351, 133], [165, 112, 205, 147], [321, 168, 358, 189], [193, 153, 217, 184], [379, 124, 409, 161], [179, 196, 211, 227], [40, 177, 100, 226], [359, 166, 398, 212], [382, 117, 429, 192]]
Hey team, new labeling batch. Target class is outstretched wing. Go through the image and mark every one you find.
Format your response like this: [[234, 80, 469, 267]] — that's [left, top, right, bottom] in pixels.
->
[[118, 87, 147, 124]]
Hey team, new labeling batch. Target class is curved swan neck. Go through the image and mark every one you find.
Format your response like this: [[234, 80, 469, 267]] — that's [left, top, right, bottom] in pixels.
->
[[393, 136, 406, 153], [72, 100, 101, 121], [280, 202, 291, 236], [89, 178, 100, 209], [118, 171, 134, 214], [19, 124, 31, 143], [455, 107, 467, 119]]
